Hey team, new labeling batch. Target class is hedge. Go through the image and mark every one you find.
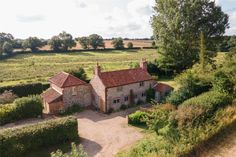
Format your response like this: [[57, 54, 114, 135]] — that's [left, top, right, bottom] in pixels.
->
[[0, 95, 43, 125], [0, 83, 49, 97], [0, 116, 78, 157], [176, 90, 232, 127], [128, 111, 148, 126]]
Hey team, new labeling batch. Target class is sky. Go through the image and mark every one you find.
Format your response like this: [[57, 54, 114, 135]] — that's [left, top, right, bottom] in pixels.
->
[[0, 0, 236, 39]]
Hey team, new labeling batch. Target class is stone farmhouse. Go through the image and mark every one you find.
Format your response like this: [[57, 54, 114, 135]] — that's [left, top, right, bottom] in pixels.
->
[[42, 59, 172, 114]]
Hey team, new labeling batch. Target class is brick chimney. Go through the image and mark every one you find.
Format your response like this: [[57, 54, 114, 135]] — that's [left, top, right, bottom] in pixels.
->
[[140, 58, 147, 71], [95, 62, 101, 76]]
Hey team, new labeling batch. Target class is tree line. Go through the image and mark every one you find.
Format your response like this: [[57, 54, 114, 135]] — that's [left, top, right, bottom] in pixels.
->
[[0, 32, 136, 56]]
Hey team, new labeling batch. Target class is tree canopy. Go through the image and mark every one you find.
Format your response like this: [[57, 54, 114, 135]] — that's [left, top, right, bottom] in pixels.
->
[[22, 37, 44, 52], [152, 0, 229, 72], [88, 34, 105, 49], [112, 37, 124, 49]]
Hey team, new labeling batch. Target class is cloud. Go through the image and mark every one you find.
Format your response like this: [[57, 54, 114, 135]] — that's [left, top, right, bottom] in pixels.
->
[[74, 0, 87, 8], [16, 15, 45, 23]]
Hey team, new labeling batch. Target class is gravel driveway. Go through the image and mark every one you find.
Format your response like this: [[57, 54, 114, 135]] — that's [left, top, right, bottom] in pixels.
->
[[75, 109, 143, 157]]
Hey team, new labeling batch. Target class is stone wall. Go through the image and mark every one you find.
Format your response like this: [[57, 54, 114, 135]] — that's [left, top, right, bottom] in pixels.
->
[[90, 76, 106, 112], [107, 80, 155, 111], [62, 84, 92, 108]]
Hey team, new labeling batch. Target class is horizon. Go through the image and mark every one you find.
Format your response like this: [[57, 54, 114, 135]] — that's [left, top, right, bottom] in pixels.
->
[[0, 0, 236, 39]]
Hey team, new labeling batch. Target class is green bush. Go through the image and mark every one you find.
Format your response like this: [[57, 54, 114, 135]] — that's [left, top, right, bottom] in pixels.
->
[[59, 104, 83, 116], [51, 142, 88, 157], [128, 111, 148, 126], [0, 83, 49, 97], [0, 116, 78, 157], [120, 104, 128, 110], [0, 95, 43, 125], [166, 71, 211, 105], [212, 71, 234, 93], [146, 88, 155, 103], [176, 90, 232, 127]]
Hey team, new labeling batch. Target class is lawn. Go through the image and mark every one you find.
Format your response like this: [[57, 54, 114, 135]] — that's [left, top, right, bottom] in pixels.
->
[[0, 49, 158, 87]]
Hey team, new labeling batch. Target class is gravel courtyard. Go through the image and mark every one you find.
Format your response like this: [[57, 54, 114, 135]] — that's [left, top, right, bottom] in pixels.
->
[[76, 109, 143, 157]]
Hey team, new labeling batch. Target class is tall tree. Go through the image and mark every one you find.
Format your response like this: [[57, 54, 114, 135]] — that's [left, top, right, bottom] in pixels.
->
[[88, 34, 105, 50], [22, 37, 44, 52], [152, 0, 229, 72], [0, 33, 14, 55], [58, 31, 76, 51], [48, 36, 62, 51], [111, 37, 124, 49], [200, 31, 206, 70], [76, 37, 90, 49]]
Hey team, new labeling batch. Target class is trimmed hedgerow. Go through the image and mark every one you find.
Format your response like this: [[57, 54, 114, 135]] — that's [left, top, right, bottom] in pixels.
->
[[0, 116, 78, 157], [176, 90, 232, 127], [128, 111, 148, 126], [0, 83, 49, 97], [0, 95, 43, 125]]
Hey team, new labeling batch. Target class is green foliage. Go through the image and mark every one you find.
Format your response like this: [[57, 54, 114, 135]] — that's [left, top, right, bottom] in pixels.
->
[[146, 88, 155, 103], [176, 90, 232, 127], [76, 37, 90, 49], [0, 83, 49, 97], [112, 38, 124, 49], [59, 31, 76, 51], [88, 34, 105, 49], [120, 104, 128, 110], [212, 71, 234, 93], [127, 42, 133, 49], [0, 95, 43, 125], [0, 32, 14, 55], [152, 0, 229, 72], [228, 35, 236, 53], [59, 104, 83, 116], [200, 31, 206, 70], [48, 32, 76, 51], [51, 143, 88, 157], [23, 37, 44, 52], [2, 41, 13, 54], [166, 71, 211, 105], [66, 68, 87, 82], [128, 111, 148, 126], [0, 116, 78, 157]]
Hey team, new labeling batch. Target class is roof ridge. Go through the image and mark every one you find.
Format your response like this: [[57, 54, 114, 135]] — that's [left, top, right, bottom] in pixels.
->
[[101, 67, 142, 74]]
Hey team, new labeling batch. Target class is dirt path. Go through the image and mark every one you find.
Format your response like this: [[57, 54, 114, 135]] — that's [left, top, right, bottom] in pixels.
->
[[76, 109, 143, 157], [198, 127, 236, 157]]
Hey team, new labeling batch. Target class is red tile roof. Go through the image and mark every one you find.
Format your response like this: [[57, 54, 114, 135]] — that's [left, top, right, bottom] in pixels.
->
[[154, 83, 174, 92], [41, 88, 62, 104], [99, 68, 153, 88], [49, 72, 87, 88]]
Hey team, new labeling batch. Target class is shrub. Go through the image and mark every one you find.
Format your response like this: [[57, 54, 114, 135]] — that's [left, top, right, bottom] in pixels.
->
[[146, 88, 155, 103], [51, 142, 88, 157], [0, 116, 78, 157], [120, 104, 128, 110], [66, 68, 87, 82], [59, 104, 83, 116], [0, 90, 18, 104], [112, 37, 124, 49], [212, 71, 234, 93], [0, 95, 43, 125], [128, 111, 148, 126], [0, 83, 49, 97], [127, 42, 133, 49], [166, 71, 211, 105], [176, 90, 232, 127]]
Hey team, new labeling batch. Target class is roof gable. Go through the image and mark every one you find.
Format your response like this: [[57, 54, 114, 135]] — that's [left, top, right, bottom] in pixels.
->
[[99, 68, 153, 88], [49, 72, 87, 88]]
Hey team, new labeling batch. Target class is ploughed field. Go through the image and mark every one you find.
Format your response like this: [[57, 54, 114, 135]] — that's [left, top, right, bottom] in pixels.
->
[[0, 49, 157, 87]]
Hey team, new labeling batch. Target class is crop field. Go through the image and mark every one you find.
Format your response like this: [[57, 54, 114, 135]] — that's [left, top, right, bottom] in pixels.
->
[[0, 49, 158, 87]]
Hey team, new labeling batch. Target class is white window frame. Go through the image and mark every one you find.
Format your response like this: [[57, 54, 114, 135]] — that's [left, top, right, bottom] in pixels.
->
[[72, 87, 77, 96]]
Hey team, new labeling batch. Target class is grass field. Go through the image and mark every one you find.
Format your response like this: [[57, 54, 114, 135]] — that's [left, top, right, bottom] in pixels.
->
[[0, 49, 158, 87]]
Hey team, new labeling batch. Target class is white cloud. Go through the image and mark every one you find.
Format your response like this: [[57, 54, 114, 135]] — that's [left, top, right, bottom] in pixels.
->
[[0, 0, 235, 38]]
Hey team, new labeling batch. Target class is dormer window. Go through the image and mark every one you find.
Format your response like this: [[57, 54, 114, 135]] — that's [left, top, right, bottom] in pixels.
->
[[139, 82, 144, 87]]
